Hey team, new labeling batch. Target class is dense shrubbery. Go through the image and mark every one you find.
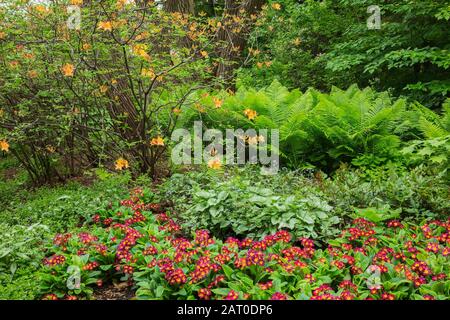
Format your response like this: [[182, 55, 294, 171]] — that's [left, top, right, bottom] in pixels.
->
[[324, 164, 449, 217], [1, 0, 448, 180], [38, 189, 450, 300], [3, 158, 447, 300], [0, 0, 241, 182], [240, 0, 450, 108], [0, 0, 448, 302]]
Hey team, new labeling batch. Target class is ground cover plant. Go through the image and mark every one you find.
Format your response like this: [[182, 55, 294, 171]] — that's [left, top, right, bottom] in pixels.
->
[[0, 161, 131, 299], [159, 166, 449, 236], [159, 167, 339, 240]]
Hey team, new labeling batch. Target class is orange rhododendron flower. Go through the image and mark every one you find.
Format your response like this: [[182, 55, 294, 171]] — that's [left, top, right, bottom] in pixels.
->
[[28, 70, 38, 79], [150, 136, 165, 147], [173, 108, 182, 115], [98, 21, 113, 31], [116, 0, 126, 10], [115, 158, 129, 171], [0, 31, 6, 39], [134, 32, 148, 41], [82, 43, 91, 51], [34, 5, 50, 15], [23, 53, 34, 60], [195, 103, 206, 113], [0, 140, 10, 152], [9, 61, 19, 68], [249, 48, 260, 56], [132, 44, 151, 61], [213, 97, 223, 109], [141, 68, 155, 78], [244, 109, 257, 120], [46, 145, 56, 153], [100, 85, 108, 93], [70, 0, 83, 5], [272, 3, 281, 10], [207, 158, 222, 170], [61, 63, 75, 77]]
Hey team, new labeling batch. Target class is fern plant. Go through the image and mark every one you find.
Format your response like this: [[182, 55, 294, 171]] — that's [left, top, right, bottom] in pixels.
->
[[401, 99, 450, 179], [178, 81, 441, 171]]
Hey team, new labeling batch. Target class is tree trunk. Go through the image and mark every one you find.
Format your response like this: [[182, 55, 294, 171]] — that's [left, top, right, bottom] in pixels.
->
[[215, 0, 265, 90], [164, 0, 195, 14]]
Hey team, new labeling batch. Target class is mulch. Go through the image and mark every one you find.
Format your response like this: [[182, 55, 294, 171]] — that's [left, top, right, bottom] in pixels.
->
[[93, 282, 135, 300]]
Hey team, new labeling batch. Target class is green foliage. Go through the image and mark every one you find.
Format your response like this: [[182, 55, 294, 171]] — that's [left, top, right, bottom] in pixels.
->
[[400, 100, 450, 178], [240, 0, 350, 92], [0, 161, 131, 300], [0, 0, 448, 302], [0, 162, 447, 300], [240, 0, 450, 108], [324, 164, 449, 217], [180, 81, 424, 171], [0, 172, 131, 228], [0, 266, 41, 300], [352, 207, 401, 223], [401, 136, 450, 179], [163, 167, 339, 240], [161, 164, 448, 235], [0, 0, 223, 181], [38, 191, 450, 301], [410, 99, 450, 139], [0, 223, 49, 272], [0, 157, 28, 209]]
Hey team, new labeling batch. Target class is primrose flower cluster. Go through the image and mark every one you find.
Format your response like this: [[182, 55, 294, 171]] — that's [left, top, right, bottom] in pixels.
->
[[40, 189, 449, 300]]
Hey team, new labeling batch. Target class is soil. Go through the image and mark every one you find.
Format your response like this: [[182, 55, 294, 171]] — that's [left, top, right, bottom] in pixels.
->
[[2, 167, 18, 180], [93, 282, 135, 300]]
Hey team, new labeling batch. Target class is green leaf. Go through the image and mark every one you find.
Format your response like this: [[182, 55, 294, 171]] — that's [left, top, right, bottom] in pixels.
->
[[155, 286, 164, 298], [222, 264, 233, 279]]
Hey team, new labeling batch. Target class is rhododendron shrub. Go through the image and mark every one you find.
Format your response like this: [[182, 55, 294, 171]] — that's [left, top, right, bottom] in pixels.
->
[[0, 0, 242, 182], [39, 189, 450, 300]]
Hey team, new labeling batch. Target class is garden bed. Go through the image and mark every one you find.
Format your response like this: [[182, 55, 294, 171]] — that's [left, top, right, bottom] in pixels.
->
[[39, 188, 449, 300]]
